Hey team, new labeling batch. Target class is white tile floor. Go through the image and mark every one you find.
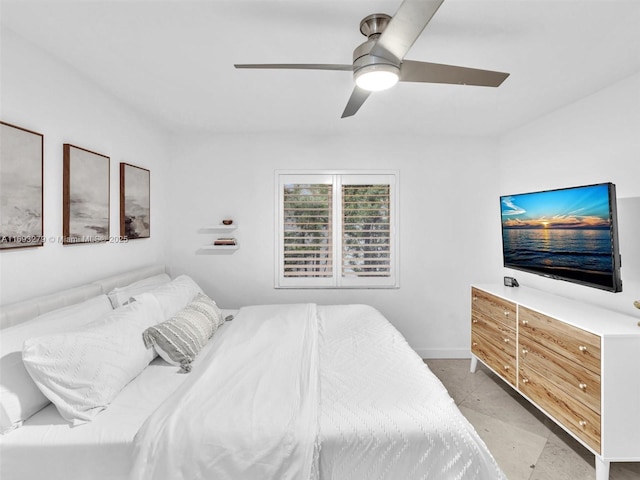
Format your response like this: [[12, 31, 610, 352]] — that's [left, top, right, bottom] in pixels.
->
[[424, 359, 640, 480]]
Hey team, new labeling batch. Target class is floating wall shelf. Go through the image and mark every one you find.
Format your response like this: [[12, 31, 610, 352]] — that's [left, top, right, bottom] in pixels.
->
[[200, 244, 239, 251], [198, 224, 239, 254], [200, 225, 237, 233]]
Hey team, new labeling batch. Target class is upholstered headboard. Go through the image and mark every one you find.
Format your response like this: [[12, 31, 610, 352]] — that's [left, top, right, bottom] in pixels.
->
[[0, 264, 166, 330]]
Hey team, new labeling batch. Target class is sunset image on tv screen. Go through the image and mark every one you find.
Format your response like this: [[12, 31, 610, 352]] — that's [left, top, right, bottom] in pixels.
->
[[501, 183, 615, 290]]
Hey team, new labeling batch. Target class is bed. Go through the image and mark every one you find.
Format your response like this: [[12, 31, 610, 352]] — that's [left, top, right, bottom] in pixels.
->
[[0, 265, 505, 480]]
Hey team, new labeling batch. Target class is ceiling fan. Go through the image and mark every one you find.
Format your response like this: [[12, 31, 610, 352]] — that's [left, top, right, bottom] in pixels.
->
[[234, 0, 509, 118]]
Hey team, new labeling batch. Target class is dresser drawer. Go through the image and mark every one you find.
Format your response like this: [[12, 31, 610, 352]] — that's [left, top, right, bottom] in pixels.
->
[[472, 288, 516, 330], [472, 329, 516, 386], [519, 306, 601, 375], [519, 334, 601, 414], [520, 365, 601, 453], [472, 314, 516, 355]]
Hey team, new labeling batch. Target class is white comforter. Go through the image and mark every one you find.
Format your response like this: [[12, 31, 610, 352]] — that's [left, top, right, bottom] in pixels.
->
[[317, 305, 505, 480], [130, 303, 320, 480], [130, 303, 505, 480]]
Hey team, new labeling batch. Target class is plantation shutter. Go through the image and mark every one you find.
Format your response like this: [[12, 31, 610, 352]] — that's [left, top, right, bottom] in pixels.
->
[[341, 183, 391, 278], [276, 172, 397, 288], [282, 183, 333, 278]]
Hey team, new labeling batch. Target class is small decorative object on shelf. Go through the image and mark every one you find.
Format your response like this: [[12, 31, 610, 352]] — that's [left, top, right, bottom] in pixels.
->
[[213, 237, 236, 246], [222, 219, 233, 225]]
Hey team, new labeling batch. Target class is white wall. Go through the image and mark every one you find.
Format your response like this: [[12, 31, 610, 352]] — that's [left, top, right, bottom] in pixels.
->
[[168, 132, 500, 357], [497, 72, 640, 317], [5, 23, 636, 356], [0, 29, 172, 304]]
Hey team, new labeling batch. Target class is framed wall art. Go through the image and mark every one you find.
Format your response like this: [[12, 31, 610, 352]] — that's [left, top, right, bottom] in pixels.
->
[[1, 121, 44, 250], [63, 144, 110, 244], [120, 163, 150, 239]]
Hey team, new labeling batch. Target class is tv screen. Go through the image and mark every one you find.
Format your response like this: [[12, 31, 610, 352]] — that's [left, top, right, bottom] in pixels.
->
[[500, 182, 622, 292]]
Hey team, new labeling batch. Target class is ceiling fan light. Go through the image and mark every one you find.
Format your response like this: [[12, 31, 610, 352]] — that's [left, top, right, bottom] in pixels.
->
[[354, 64, 399, 91]]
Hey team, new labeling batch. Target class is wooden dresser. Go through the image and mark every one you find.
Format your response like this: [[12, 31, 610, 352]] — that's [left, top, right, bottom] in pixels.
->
[[470, 284, 640, 480]]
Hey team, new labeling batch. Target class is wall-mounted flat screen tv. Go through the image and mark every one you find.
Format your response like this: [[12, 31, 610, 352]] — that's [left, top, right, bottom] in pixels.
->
[[500, 182, 622, 292]]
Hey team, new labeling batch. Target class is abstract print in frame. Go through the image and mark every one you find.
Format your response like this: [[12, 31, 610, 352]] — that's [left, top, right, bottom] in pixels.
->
[[63, 144, 110, 244], [120, 163, 150, 239], [0, 121, 44, 250]]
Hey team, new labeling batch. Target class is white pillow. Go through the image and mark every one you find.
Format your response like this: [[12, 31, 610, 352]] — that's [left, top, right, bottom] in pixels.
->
[[0, 295, 113, 435], [107, 273, 171, 308], [139, 274, 203, 321], [22, 293, 163, 425]]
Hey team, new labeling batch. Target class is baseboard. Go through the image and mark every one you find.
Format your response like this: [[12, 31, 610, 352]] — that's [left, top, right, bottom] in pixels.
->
[[414, 348, 471, 359]]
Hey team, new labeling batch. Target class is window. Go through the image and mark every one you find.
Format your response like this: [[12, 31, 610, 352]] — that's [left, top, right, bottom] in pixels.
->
[[276, 171, 398, 288]]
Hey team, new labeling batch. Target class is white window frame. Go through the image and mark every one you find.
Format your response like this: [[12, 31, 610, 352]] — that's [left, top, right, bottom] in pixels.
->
[[275, 170, 399, 289]]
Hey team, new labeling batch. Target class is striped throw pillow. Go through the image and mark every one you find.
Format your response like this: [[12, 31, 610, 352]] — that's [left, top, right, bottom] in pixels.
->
[[142, 294, 221, 373], [190, 293, 224, 329]]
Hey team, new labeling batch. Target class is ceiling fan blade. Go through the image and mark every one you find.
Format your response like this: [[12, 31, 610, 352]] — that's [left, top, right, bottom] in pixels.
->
[[341, 87, 371, 118], [370, 0, 445, 63], [234, 63, 353, 71], [400, 60, 510, 87]]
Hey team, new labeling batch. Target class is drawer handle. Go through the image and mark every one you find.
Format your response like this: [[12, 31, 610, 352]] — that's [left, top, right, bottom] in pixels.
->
[[503, 365, 510, 371], [521, 319, 529, 325], [522, 348, 529, 355], [472, 342, 478, 347], [579, 383, 587, 391], [472, 319, 478, 324], [579, 345, 588, 352], [521, 378, 529, 384], [503, 338, 510, 343], [472, 296, 478, 301], [504, 311, 510, 317], [579, 420, 587, 428]]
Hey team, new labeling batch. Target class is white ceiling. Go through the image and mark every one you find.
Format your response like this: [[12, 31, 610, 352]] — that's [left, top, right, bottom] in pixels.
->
[[2, 0, 640, 136]]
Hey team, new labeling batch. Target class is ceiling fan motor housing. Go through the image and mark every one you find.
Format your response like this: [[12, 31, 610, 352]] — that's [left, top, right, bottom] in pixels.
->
[[353, 41, 399, 70], [353, 13, 400, 77]]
